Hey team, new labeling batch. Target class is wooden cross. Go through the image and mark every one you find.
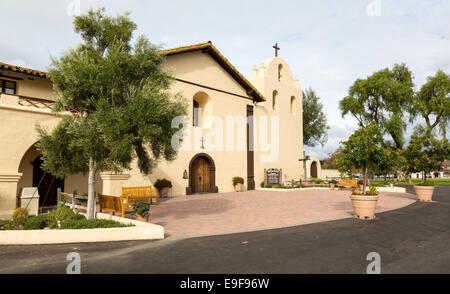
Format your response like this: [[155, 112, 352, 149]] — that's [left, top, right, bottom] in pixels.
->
[[273, 43, 280, 57], [200, 137, 206, 149]]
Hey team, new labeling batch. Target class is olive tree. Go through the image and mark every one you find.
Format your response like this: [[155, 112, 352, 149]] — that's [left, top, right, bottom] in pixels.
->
[[37, 9, 187, 219]]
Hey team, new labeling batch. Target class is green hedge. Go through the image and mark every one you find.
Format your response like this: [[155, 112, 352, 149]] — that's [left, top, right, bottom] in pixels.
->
[[24, 214, 51, 230], [60, 219, 134, 230]]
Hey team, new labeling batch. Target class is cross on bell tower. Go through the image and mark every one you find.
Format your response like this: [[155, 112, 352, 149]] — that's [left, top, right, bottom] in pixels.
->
[[273, 43, 280, 57]]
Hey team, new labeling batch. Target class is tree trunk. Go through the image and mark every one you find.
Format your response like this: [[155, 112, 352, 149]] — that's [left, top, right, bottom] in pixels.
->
[[86, 158, 97, 219], [363, 166, 367, 194]]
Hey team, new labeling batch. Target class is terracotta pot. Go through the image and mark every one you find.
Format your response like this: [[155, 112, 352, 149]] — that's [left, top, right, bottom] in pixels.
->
[[135, 214, 149, 222], [350, 195, 379, 220], [159, 187, 170, 198], [330, 183, 335, 190], [413, 185, 434, 202], [234, 183, 242, 192]]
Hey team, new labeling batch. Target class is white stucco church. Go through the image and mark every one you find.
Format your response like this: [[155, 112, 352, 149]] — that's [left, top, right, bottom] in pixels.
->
[[0, 41, 324, 218]]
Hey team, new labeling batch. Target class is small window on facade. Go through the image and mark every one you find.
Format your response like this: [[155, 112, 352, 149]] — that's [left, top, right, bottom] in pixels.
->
[[278, 64, 283, 81], [272, 90, 278, 111], [0, 79, 16, 95], [290, 96, 296, 115], [193, 100, 200, 127]]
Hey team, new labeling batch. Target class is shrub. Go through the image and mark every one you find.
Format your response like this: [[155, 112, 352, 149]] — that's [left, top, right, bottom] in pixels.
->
[[12, 208, 29, 226], [154, 178, 172, 190], [58, 193, 66, 205], [132, 202, 150, 217], [260, 181, 265, 188], [265, 184, 273, 188], [47, 205, 82, 228], [232, 177, 245, 186], [416, 181, 435, 186], [352, 186, 379, 196], [329, 180, 338, 184], [24, 214, 51, 230], [60, 219, 134, 230], [0, 219, 15, 230], [368, 186, 379, 195]]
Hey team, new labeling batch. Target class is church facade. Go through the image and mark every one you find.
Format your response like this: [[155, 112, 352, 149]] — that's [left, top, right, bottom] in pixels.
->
[[0, 42, 305, 218]]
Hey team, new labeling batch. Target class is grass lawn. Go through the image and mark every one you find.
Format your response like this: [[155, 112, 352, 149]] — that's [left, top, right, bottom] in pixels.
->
[[397, 178, 450, 186]]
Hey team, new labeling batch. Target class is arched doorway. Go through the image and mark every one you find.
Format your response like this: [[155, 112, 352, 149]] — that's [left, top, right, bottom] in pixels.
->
[[31, 155, 64, 207], [187, 153, 218, 195], [310, 162, 318, 179]]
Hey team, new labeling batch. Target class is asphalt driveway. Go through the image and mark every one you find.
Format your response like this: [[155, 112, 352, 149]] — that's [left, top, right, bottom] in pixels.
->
[[0, 186, 448, 274]]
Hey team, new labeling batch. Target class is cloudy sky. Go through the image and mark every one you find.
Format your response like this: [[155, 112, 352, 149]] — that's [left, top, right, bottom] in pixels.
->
[[2, 0, 449, 159]]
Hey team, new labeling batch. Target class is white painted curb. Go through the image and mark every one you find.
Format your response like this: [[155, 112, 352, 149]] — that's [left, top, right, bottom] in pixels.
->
[[375, 187, 406, 193], [0, 212, 164, 245], [256, 187, 331, 192], [256, 187, 406, 193]]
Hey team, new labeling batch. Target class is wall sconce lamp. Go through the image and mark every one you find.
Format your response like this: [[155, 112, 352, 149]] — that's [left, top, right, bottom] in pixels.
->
[[183, 169, 188, 179]]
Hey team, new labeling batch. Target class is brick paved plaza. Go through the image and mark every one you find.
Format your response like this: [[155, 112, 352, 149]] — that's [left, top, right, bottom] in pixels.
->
[[148, 189, 416, 239]]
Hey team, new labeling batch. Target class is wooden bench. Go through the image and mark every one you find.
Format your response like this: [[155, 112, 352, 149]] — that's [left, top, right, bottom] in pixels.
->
[[120, 186, 158, 217], [98, 187, 158, 218], [122, 186, 158, 204], [98, 194, 126, 216], [338, 179, 358, 190]]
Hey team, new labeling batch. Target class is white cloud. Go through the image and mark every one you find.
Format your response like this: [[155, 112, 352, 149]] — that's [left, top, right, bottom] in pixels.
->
[[1, 0, 448, 160]]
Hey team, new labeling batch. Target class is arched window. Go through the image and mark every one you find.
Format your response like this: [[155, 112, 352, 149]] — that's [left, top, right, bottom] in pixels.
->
[[278, 64, 283, 81], [192, 92, 212, 128], [193, 100, 199, 127], [290, 96, 296, 115], [272, 90, 278, 111]]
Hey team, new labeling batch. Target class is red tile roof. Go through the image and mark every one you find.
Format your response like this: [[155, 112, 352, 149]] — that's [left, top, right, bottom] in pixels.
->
[[0, 62, 48, 78], [1, 41, 266, 102]]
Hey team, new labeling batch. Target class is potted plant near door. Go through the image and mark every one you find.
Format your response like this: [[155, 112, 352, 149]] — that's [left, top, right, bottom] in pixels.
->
[[329, 179, 337, 190], [154, 178, 172, 198], [404, 130, 449, 202], [336, 123, 396, 220], [132, 202, 150, 222], [232, 177, 245, 192]]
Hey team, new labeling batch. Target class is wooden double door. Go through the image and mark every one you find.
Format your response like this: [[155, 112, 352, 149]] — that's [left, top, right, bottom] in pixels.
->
[[192, 156, 212, 193], [32, 156, 64, 207]]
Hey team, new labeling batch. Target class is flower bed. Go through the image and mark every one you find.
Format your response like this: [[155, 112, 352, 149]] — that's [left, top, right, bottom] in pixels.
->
[[0, 205, 133, 231]]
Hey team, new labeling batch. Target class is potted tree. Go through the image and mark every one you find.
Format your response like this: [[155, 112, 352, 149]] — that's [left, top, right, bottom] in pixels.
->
[[413, 181, 435, 202], [404, 130, 449, 202], [154, 178, 172, 198], [337, 123, 392, 220], [329, 180, 337, 190], [351, 186, 380, 219], [232, 177, 245, 192], [132, 202, 150, 222]]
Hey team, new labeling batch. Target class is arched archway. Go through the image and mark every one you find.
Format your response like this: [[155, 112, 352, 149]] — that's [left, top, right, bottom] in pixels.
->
[[186, 153, 218, 195], [310, 162, 318, 179], [17, 143, 64, 208], [31, 155, 64, 207]]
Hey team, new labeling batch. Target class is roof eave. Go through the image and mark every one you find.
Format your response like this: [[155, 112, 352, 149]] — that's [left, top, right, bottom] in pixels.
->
[[163, 42, 266, 102]]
